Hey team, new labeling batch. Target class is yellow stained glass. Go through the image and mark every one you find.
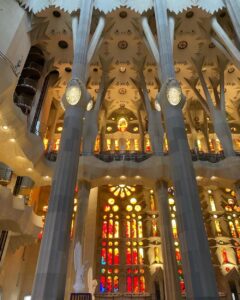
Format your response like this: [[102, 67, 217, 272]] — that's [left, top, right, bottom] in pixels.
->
[[130, 198, 137, 204], [113, 205, 119, 212], [108, 198, 115, 205], [135, 205, 141, 212], [126, 205, 133, 212]]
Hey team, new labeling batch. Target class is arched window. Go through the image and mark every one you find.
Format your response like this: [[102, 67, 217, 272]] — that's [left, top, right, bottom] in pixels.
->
[[98, 185, 152, 295]]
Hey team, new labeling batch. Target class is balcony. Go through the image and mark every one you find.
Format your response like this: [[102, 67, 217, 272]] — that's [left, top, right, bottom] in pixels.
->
[[14, 92, 34, 115], [95, 151, 152, 162], [21, 61, 43, 80], [15, 77, 37, 96]]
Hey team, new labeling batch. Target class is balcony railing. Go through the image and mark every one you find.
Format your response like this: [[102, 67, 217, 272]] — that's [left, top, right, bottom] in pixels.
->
[[44, 149, 240, 163]]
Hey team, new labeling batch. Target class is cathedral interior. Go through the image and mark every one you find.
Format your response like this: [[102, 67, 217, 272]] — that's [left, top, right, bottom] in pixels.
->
[[0, 0, 240, 299]]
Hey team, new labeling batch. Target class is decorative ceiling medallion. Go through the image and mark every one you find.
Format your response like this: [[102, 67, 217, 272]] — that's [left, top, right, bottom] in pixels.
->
[[118, 87, 127, 94], [118, 40, 128, 50], [178, 41, 188, 50]]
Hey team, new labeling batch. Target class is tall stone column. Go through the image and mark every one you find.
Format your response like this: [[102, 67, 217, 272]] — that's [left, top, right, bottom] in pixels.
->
[[155, 181, 181, 300], [31, 2, 94, 299], [153, 1, 218, 298]]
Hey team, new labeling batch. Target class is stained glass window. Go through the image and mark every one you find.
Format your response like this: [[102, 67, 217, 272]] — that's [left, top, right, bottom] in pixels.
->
[[168, 187, 185, 294], [99, 186, 149, 295]]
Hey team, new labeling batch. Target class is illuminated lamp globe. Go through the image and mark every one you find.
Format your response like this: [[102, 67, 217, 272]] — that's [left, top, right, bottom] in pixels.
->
[[166, 80, 182, 106], [66, 79, 82, 105]]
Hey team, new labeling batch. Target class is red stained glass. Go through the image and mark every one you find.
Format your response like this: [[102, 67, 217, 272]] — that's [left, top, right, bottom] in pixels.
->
[[101, 248, 106, 265], [126, 248, 132, 264], [108, 219, 113, 238], [132, 219, 137, 238], [139, 276, 145, 292], [108, 248, 113, 265], [113, 276, 119, 292], [127, 276, 132, 292], [107, 276, 112, 292], [133, 248, 138, 265], [175, 248, 181, 262], [126, 221, 131, 238], [102, 221, 108, 239], [100, 276, 106, 293], [179, 278, 185, 293], [114, 248, 119, 265], [133, 276, 139, 293]]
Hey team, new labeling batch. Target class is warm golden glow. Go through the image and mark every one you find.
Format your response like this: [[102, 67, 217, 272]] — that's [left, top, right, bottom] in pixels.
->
[[135, 205, 142, 212], [168, 198, 175, 205], [113, 205, 119, 212], [130, 198, 137, 204], [126, 205, 133, 212], [110, 185, 135, 198], [108, 198, 115, 205], [117, 117, 128, 132]]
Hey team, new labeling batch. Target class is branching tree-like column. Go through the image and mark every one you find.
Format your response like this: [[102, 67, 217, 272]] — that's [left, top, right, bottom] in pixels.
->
[[82, 57, 114, 154], [224, 0, 240, 45], [131, 58, 164, 155], [186, 56, 235, 157], [150, 0, 219, 298], [31, 2, 94, 299], [132, 58, 180, 298]]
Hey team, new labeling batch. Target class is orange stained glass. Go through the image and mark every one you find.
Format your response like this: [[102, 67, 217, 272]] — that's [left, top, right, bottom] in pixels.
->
[[138, 221, 143, 238], [107, 276, 112, 292], [152, 220, 158, 237], [139, 248, 144, 264], [102, 220, 108, 238], [229, 221, 237, 238], [132, 219, 137, 238], [133, 248, 138, 264], [234, 220, 240, 237], [139, 276, 145, 292], [108, 248, 113, 265], [104, 205, 111, 212], [108, 219, 114, 238], [175, 248, 181, 262], [222, 248, 229, 264], [237, 248, 240, 263], [133, 276, 139, 293], [114, 248, 120, 265], [126, 248, 132, 264], [113, 276, 119, 292], [114, 221, 119, 238], [126, 220, 131, 238], [150, 195, 156, 211]]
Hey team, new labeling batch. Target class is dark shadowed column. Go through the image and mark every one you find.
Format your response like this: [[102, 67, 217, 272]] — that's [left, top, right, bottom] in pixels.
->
[[31, 2, 94, 299], [155, 181, 181, 300], [153, 0, 218, 298]]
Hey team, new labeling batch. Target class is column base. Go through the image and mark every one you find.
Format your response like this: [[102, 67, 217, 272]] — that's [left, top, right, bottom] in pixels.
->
[[70, 293, 92, 300]]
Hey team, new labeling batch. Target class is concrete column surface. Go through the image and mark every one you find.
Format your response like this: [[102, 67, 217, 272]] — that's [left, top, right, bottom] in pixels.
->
[[155, 181, 181, 300], [31, 1, 94, 299], [153, 0, 218, 298]]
